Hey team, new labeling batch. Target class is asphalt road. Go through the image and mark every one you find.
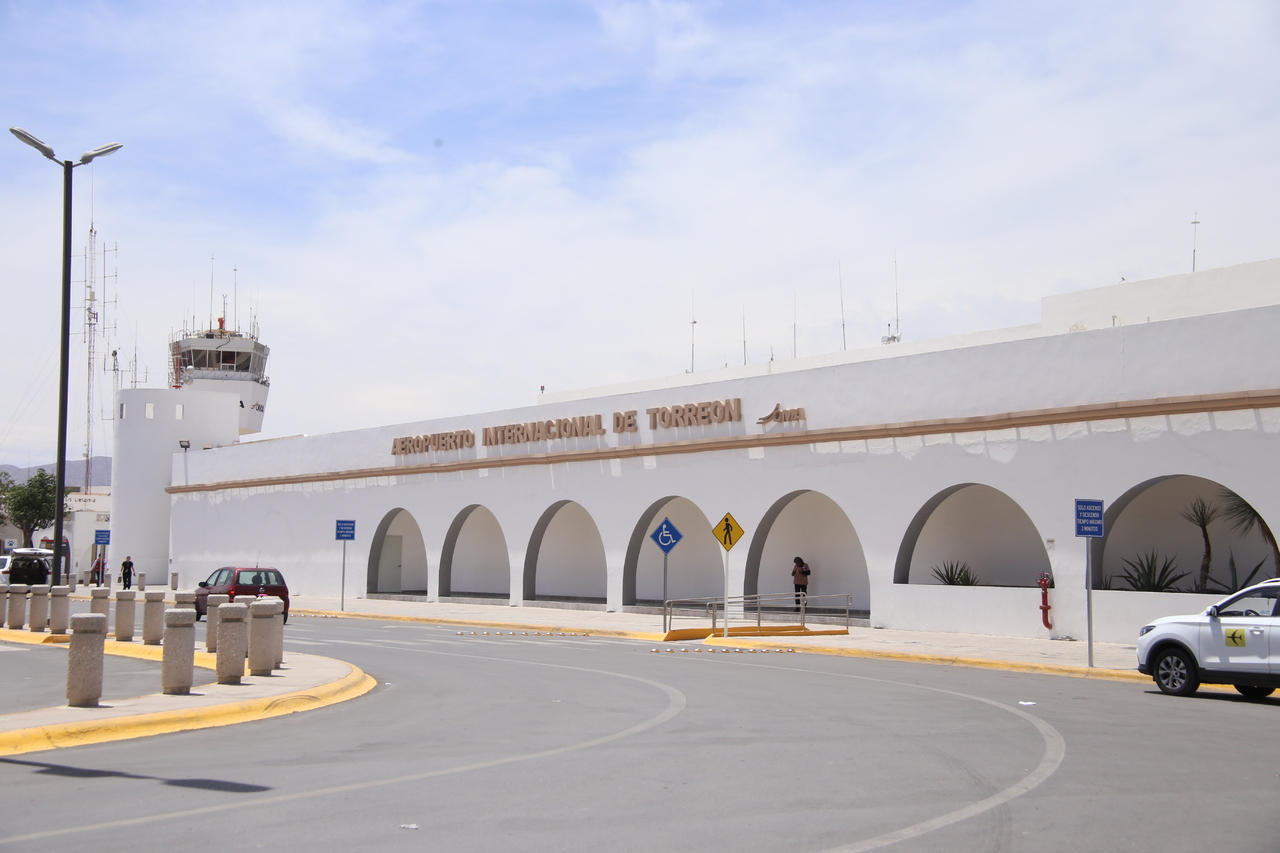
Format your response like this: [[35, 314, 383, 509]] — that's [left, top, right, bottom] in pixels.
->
[[1, 615, 1277, 852]]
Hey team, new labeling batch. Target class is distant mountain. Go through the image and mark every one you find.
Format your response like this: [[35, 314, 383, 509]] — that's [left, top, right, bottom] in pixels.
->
[[1, 456, 112, 488]]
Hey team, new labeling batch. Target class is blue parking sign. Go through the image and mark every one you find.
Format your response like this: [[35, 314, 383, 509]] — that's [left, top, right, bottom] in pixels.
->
[[336, 520, 356, 541], [650, 518, 683, 554], [1075, 500, 1104, 538]]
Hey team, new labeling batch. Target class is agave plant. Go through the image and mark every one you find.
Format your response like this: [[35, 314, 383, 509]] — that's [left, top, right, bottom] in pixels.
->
[[1118, 551, 1189, 592], [931, 560, 980, 586], [1203, 549, 1268, 595], [1179, 496, 1221, 592], [1219, 489, 1279, 578]]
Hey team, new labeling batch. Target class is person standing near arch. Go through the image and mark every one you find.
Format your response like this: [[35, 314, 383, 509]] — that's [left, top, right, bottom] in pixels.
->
[[121, 556, 134, 590], [791, 556, 810, 611]]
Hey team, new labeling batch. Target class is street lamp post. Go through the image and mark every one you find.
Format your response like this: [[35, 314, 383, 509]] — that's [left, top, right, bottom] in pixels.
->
[[9, 128, 122, 585]]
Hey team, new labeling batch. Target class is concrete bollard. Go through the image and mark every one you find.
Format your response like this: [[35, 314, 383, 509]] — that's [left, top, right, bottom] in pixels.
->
[[173, 591, 196, 611], [0, 583, 8, 628], [49, 586, 71, 634], [67, 613, 107, 708], [114, 590, 137, 642], [162, 608, 198, 695], [247, 600, 277, 676], [105, 573, 113, 589], [215, 603, 249, 684], [6, 585, 28, 630], [205, 594, 229, 652], [28, 585, 50, 632], [67, 573, 77, 593], [137, 572, 146, 591], [142, 590, 167, 645], [89, 587, 112, 625], [170, 572, 179, 590], [268, 598, 286, 668]]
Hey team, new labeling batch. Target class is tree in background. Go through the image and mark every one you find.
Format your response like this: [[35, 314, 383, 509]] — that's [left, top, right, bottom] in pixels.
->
[[1219, 489, 1280, 578], [5, 468, 59, 548], [1180, 496, 1221, 593], [0, 471, 11, 529]]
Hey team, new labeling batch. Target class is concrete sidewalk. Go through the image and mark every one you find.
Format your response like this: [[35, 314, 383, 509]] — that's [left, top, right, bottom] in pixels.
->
[[0, 627, 375, 756], [290, 595, 1144, 679]]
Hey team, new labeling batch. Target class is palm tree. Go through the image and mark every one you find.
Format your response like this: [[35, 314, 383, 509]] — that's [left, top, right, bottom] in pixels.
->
[[1180, 497, 1221, 592], [1219, 489, 1280, 578]]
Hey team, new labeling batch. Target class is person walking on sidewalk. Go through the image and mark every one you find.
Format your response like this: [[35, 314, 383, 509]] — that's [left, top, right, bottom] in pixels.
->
[[791, 557, 810, 611], [121, 556, 134, 589]]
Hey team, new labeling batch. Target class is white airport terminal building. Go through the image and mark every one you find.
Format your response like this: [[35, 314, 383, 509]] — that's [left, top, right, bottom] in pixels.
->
[[113, 259, 1280, 645]]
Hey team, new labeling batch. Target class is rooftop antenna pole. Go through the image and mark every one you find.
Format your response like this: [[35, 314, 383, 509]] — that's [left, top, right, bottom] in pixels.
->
[[233, 266, 238, 331], [894, 252, 900, 340], [742, 309, 747, 365], [689, 290, 697, 373], [1190, 212, 1200, 272], [838, 259, 847, 351], [792, 292, 797, 359], [208, 255, 215, 330]]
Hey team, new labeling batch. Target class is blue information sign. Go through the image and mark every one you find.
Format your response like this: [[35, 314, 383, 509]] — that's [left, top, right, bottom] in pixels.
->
[[650, 517, 683, 554], [1075, 500, 1104, 538], [94, 529, 111, 545], [336, 520, 356, 541]]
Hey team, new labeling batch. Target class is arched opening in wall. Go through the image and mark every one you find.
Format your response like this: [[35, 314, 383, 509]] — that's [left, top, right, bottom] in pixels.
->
[[366, 508, 429, 595], [622, 496, 722, 606], [894, 484, 1050, 587], [523, 500, 607, 604], [744, 490, 869, 613], [1094, 475, 1278, 593], [440, 505, 510, 601]]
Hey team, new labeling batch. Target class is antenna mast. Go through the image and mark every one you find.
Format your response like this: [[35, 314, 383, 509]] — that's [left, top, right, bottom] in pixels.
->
[[742, 309, 747, 365], [689, 290, 697, 373], [792, 292, 797, 359], [838, 260, 847, 351], [881, 253, 902, 345], [1190, 212, 1201, 272]]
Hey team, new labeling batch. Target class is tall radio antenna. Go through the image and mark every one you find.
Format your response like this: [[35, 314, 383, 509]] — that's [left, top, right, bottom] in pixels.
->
[[689, 290, 697, 373], [1190, 212, 1201, 272], [838, 259, 847, 351]]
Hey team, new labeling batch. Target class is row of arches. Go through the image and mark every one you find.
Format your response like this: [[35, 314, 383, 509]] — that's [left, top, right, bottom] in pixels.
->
[[365, 474, 1275, 607]]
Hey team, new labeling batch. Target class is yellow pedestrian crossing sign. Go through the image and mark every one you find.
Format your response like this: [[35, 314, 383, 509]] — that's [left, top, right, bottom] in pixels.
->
[[714, 512, 744, 551]]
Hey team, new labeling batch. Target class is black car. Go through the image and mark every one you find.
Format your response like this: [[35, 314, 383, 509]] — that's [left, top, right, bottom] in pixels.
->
[[4, 549, 52, 585]]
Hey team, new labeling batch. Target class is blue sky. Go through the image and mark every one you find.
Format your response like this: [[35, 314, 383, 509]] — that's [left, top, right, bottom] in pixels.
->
[[2, 0, 1278, 466]]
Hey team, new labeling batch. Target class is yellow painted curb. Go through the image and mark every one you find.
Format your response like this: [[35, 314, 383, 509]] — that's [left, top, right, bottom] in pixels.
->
[[0, 660, 376, 757], [701, 635, 1149, 683], [292, 607, 667, 642]]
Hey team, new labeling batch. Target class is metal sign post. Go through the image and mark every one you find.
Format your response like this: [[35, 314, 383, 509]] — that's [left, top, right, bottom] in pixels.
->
[[650, 518, 683, 632], [336, 520, 356, 611], [1075, 499, 1105, 668], [713, 512, 745, 638]]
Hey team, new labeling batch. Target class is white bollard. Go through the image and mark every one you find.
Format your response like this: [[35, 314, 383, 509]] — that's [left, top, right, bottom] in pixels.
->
[[173, 591, 196, 612], [114, 590, 137, 642], [67, 573, 77, 593], [137, 571, 147, 592], [205, 594, 229, 652], [6, 585, 28, 630], [0, 583, 9, 628], [215, 603, 248, 685], [170, 572, 179, 590], [49, 586, 71, 634], [247, 600, 277, 676], [28, 585, 50, 633], [142, 590, 166, 645], [268, 597, 286, 668], [67, 613, 107, 707], [89, 587, 111, 625], [162, 609, 197, 695]]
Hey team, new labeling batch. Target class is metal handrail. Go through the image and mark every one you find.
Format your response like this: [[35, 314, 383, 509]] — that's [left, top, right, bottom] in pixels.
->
[[663, 592, 852, 636]]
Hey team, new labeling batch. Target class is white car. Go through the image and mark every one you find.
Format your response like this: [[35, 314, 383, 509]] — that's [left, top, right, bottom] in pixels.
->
[[1137, 578, 1280, 699]]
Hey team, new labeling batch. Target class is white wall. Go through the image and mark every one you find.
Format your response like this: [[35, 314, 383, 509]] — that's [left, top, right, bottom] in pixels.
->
[[450, 506, 510, 596], [909, 485, 1051, 586], [755, 491, 870, 610], [533, 502, 606, 600], [113, 387, 238, 587], [633, 497, 723, 602]]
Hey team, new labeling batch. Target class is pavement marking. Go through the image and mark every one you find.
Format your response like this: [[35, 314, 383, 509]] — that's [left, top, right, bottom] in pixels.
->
[[0, 653, 687, 846]]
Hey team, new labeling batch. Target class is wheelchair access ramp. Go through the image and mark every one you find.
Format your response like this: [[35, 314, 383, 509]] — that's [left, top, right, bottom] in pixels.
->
[[661, 593, 852, 642]]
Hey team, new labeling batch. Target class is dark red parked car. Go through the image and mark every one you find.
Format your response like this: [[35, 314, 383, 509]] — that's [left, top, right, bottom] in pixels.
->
[[194, 567, 290, 623]]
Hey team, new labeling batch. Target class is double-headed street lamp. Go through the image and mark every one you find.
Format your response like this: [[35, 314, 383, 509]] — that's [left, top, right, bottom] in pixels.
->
[[9, 128, 122, 585]]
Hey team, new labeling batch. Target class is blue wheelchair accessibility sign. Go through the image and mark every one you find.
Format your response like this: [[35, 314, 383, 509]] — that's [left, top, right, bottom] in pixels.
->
[[650, 518, 683, 554]]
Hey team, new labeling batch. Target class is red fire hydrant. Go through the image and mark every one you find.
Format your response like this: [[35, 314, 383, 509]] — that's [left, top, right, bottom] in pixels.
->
[[1038, 572, 1053, 630]]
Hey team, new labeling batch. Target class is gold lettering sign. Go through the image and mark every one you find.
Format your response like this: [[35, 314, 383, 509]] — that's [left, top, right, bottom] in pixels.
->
[[482, 414, 607, 447], [645, 398, 742, 430], [757, 404, 806, 425], [391, 430, 476, 455]]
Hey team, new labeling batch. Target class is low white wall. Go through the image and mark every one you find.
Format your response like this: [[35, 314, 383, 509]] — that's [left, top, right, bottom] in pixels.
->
[[1090, 589, 1221, 644], [885, 584, 1052, 639]]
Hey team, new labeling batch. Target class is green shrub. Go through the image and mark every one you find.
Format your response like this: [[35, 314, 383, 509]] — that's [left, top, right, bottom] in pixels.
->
[[931, 560, 980, 586], [1118, 551, 1189, 592]]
